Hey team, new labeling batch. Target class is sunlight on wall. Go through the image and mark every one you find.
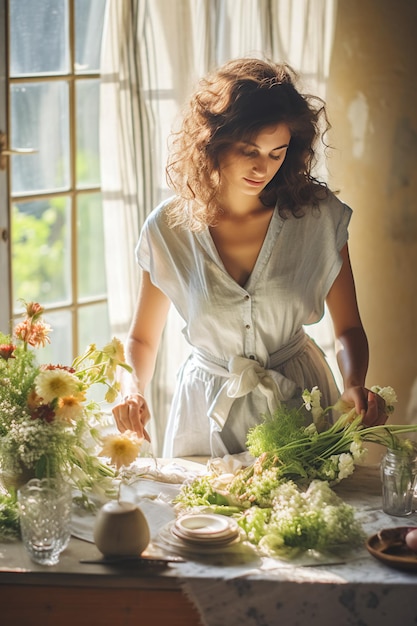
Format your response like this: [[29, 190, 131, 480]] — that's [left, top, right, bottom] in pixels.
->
[[327, 0, 417, 450]]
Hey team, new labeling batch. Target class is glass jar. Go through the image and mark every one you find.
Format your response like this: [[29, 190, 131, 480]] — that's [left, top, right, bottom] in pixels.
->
[[380, 448, 417, 516]]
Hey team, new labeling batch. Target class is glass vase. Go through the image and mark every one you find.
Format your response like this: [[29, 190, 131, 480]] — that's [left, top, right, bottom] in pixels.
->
[[380, 448, 417, 516], [17, 478, 72, 566], [1, 462, 36, 492]]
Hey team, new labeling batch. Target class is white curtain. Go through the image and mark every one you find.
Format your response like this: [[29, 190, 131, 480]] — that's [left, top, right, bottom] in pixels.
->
[[100, 0, 339, 454]]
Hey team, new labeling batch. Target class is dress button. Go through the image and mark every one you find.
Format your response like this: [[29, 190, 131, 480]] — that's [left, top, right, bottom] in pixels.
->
[[245, 324, 251, 330], [249, 355, 255, 360], [244, 295, 250, 301]]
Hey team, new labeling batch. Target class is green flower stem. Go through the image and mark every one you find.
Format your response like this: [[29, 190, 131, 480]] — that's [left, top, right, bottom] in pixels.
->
[[96, 462, 117, 478], [248, 415, 417, 482]]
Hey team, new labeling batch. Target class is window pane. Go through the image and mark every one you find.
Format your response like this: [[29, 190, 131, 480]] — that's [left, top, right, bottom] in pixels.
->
[[76, 79, 100, 187], [31, 309, 73, 366], [75, 0, 107, 73], [78, 302, 111, 354], [77, 193, 107, 298], [9, 0, 69, 77], [11, 81, 70, 195], [11, 198, 72, 308]]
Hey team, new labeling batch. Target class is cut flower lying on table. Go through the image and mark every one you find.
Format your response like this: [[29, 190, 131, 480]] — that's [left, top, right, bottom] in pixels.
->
[[0, 302, 145, 539], [176, 386, 417, 558]]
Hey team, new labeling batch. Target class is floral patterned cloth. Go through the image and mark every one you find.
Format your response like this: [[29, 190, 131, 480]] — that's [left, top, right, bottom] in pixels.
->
[[175, 465, 417, 625]]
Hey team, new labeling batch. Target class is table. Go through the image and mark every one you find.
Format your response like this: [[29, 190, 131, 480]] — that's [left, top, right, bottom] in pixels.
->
[[1, 463, 417, 626], [0, 538, 201, 626]]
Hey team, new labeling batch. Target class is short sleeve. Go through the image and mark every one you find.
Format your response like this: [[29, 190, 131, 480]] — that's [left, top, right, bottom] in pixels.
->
[[335, 201, 352, 251], [319, 198, 352, 301], [132, 198, 195, 317], [134, 198, 173, 275], [135, 218, 152, 272]]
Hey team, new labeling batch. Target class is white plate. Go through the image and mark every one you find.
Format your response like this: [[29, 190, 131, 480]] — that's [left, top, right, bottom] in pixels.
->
[[172, 524, 240, 546], [154, 522, 242, 556], [175, 513, 237, 537]]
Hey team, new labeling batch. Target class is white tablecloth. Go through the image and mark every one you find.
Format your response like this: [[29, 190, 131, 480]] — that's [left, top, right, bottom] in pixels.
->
[[72, 459, 417, 626]]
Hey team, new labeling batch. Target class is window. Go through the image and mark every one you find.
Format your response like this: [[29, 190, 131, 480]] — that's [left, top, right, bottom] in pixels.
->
[[2, 0, 108, 363]]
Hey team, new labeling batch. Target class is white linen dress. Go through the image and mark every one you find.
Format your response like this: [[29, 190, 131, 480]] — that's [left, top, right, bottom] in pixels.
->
[[136, 192, 352, 457]]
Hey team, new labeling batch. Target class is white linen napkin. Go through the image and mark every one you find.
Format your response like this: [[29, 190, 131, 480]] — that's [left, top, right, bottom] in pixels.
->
[[70, 458, 206, 543]]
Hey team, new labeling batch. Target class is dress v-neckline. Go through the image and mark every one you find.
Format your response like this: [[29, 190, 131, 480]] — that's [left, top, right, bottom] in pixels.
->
[[198, 207, 284, 290]]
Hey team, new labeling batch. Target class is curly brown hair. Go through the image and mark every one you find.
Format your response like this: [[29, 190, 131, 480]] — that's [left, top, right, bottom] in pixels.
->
[[165, 57, 330, 230]]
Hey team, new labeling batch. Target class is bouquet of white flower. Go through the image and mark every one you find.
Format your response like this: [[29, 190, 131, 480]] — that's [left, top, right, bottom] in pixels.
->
[[175, 386, 417, 557], [243, 385, 415, 485]]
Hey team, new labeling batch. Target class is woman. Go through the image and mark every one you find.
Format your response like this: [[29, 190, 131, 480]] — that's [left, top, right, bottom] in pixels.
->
[[112, 57, 387, 457]]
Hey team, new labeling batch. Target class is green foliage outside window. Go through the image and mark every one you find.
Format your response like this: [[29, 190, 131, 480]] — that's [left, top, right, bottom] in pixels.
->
[[12, 198, 68, 307]]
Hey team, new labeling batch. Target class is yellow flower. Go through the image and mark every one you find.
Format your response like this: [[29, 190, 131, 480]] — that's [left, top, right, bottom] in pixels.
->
[[103, 337, 125, 362], [105, 383, 120, 404], [35, 368, 79, 403], [102, 337, 126, 381], [99, 431, 143, 469]]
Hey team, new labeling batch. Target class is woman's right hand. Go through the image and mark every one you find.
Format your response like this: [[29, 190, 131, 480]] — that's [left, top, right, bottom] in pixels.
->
[[112, 393, 151, 442]]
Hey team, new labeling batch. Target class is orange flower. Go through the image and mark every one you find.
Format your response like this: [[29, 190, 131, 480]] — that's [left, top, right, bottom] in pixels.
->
[[14, 319, 52, 348], [26, 388, 43, 410], [24, 301, 44, 320], [56, 395, 85, 422]]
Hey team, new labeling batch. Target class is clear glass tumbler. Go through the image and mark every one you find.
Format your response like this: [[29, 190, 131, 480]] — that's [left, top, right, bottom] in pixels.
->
[[17, 478, 72, 566], [380, 448, 417, 516]]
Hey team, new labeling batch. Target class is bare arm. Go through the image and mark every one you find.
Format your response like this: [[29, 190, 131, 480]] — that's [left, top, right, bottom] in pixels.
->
[[326, 244, 386, 426], [112, 271, 171, 439]]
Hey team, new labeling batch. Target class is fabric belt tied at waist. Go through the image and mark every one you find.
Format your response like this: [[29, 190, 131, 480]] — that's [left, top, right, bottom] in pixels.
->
[[192, 328, 308, 431]]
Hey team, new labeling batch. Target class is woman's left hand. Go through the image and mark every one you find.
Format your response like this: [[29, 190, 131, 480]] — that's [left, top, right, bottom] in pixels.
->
[[341, 386, 388, 426]]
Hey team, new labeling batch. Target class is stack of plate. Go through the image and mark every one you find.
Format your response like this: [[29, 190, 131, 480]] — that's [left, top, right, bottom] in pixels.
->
[[166, 513, 240, 552]]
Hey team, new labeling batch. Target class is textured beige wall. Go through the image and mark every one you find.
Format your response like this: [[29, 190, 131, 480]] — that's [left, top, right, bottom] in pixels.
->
[[326, 0, 417, 429]]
